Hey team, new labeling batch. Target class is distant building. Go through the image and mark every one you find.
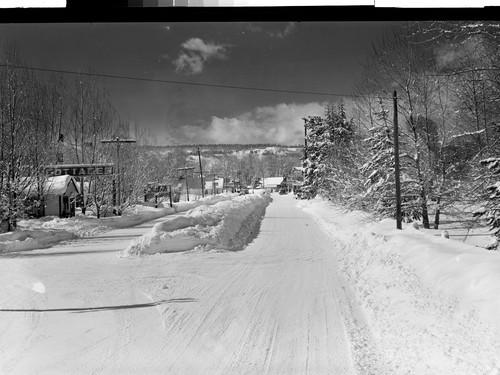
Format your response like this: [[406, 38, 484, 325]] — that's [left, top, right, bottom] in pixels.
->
[[205, 177, 224, 195], [263, 177, 284, 192], [177, 175, 225, 199], [289, 167, 305, 194]]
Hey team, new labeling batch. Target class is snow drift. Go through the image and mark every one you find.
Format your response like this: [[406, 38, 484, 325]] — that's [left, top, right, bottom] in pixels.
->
[[120, 193, 271, 256]]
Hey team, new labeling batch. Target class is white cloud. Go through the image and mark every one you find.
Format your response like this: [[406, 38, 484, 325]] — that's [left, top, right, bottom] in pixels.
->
[[181, 38, 227, 60], [174, 53, 204, 74], [247, 22, 297, 39], [268, 22, 296, 38], [173, 38, 229, 75], [183, 102, 326, 145]]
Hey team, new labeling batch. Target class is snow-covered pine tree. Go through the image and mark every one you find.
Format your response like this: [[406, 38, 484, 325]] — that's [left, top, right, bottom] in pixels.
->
[[474, 157, 500, 249], [301, 115, 326, 199], [319, 103, 358, 201], [361, 99, 396, 216], [361, 99, 423, 220], [301, 103, 360, 201]]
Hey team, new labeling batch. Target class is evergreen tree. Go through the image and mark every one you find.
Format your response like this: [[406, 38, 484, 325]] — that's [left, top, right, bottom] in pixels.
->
[[361, 100, 396, 216], [301, 103, 358, 201], [473, 157, 500, 249], [361, 99, 422, 220], [302, 116, 325, 199]]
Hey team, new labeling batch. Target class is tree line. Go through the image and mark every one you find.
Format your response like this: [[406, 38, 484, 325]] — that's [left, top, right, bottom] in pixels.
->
[[300, 21, 500, 248], [0, 44, 190, 229], [0, 39, 301, 231]]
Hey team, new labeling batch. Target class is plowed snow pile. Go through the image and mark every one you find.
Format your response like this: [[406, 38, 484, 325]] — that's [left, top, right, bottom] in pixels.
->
[[1, 194, 238, 254], [0, 229, 76, 252], [120, 193, 271, 256]]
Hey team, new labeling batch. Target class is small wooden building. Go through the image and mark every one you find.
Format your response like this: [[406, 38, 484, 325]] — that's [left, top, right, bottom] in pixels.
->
[[263, 177, 284, 193], [204, 177, 224, 195], [44, 176, 80, 217]]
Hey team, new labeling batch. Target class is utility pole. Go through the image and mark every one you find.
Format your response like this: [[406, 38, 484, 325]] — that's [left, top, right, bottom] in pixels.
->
[[197, 147, 204, 198], [101, 137, 136, 213], [177, 166, 195, 201], [206, 171, 219, 195], [304, 120, 308, 160], [393, 91, 402, 230]]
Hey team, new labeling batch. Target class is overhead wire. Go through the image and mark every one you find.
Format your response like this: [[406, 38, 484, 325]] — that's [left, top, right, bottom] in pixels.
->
[[0, 62, 382, 100]]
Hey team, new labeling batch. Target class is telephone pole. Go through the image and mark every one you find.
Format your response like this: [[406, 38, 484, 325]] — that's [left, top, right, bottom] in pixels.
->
[[393, 91, 402, 230], [101, 137, 136, 212], [197, 147, 205, 198], [177, 166, 195, 201], [304, 120, 308, 160]]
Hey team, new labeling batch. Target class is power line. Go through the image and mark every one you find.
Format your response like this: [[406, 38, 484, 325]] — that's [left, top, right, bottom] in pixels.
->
[[0, 62, 369, 99]]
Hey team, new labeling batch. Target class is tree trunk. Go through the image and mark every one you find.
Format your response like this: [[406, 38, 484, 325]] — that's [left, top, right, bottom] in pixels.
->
[[434, 197, 441, 230], [421, 193, 430, 229]]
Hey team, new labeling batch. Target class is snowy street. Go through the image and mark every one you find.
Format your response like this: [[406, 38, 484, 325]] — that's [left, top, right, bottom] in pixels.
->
[[0, 194, 382, 374], [4, 19, 500, 375], [2, 193, 500, 374]]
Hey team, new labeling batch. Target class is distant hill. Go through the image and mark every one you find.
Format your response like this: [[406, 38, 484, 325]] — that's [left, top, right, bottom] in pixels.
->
[[141, 144, 303, 157]]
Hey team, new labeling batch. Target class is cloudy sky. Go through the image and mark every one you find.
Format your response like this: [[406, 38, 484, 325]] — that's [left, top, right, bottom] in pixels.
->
[[0, 21, 397, 145]]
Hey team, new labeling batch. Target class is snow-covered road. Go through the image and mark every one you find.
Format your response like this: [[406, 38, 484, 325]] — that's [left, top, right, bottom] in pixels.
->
[[0, 194, 382, 374]]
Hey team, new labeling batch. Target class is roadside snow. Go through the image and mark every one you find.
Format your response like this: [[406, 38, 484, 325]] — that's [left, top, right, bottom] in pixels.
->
[[298, 197, 500, 375], [120, 193, 271, 256], [0, 229, 76, 252], [1, 194, 238, 254]]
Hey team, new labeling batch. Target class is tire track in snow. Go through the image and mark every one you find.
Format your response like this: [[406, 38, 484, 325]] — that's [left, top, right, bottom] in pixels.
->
[[155, 194, 372, 374], [0, 194, 386, 374]]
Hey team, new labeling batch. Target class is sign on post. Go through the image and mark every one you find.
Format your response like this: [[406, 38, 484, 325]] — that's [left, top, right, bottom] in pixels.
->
[[45, 164, 114, 177]]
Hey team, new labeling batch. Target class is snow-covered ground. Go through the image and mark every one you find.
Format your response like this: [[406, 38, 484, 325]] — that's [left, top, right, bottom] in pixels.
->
[[298, 197, 500, 375], [1, 193, 499, 374], [2, 193, 239, 254]]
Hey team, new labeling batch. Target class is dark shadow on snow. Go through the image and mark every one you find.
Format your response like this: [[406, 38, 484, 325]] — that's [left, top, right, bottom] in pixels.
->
[[228, 208, 269, 252], [264, 216, 308, 219], [0, 249, 120, 258], [0, 298, 196, 313]]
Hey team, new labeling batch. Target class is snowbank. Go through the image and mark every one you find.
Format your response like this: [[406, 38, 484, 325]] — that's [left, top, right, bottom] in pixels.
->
[[298, 197, 500, 375], [120, 193, 271, 257], [172, 193, 236, 213], [0, 229, 76, 252], [1, 195, 240, 254], [16, 205, 176, 239]]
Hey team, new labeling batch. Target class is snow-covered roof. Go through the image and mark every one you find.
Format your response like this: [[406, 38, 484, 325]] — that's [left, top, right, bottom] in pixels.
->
[[20, 175, 79, 196], [44, 176, 79, 195], [264, 177, 284, 187]]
